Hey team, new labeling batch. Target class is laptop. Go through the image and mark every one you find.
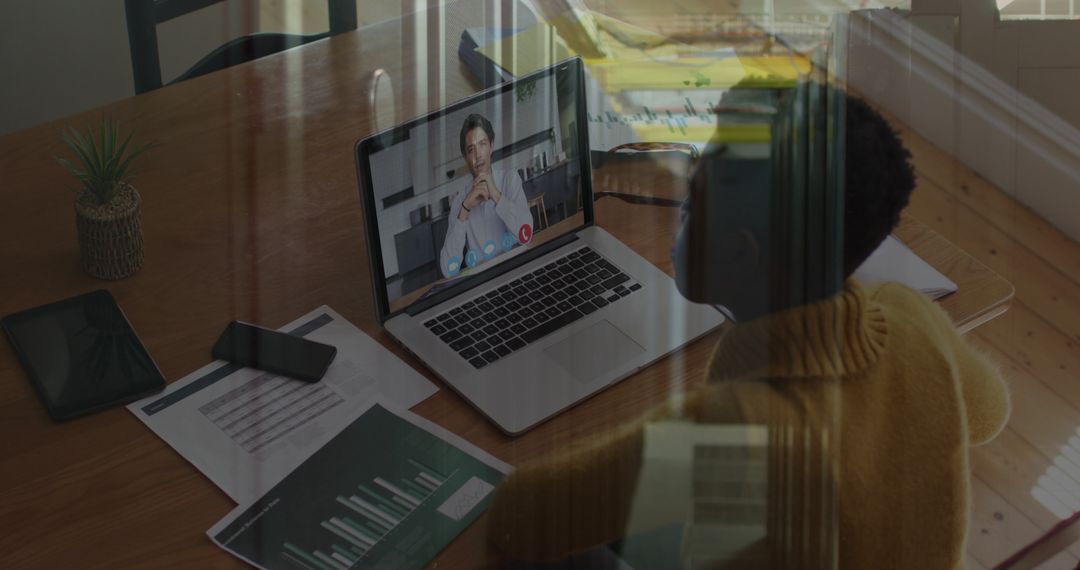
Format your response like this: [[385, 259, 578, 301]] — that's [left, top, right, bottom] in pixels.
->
[[354, 58, 725, 435]]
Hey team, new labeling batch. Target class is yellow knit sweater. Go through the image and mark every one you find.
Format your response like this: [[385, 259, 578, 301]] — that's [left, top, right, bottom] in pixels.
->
[[486, 280, 1010, 569]]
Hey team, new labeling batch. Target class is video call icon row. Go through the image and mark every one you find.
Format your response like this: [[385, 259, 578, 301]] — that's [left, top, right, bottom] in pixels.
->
[[447, 228, 529, 277]]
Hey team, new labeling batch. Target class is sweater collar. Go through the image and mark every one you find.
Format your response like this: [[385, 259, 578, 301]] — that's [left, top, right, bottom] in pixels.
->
[[709, 279, 888, 380]]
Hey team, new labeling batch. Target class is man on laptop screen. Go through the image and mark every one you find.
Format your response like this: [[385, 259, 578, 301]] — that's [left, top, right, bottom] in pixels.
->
[[439, 113, 534, 278], [368, 67, 585, 314], [355, 58, 724, 435]]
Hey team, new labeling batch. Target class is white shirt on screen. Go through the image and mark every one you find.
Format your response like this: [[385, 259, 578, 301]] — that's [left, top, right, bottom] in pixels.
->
[[439, 166, 534, 277]]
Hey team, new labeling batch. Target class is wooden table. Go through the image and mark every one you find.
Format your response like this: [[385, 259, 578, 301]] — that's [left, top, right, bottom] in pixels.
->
[[0, 4, 1012, 568], [892, 215, 1014, 334]]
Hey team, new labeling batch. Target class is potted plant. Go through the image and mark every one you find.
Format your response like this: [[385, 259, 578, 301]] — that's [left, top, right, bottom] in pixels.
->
[[55, 117, 154, 280]]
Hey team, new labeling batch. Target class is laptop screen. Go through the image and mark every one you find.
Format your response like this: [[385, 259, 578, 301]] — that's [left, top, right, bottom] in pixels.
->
[[357, 59, 590, 320]]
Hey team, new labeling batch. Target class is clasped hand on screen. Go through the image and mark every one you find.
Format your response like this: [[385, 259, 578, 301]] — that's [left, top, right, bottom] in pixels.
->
[[458, 171, 501, 220]]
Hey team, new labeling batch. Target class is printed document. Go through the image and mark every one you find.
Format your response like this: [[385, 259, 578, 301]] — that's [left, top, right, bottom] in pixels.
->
[[128, 306, 438, 503], [208, 402, 510, 570]]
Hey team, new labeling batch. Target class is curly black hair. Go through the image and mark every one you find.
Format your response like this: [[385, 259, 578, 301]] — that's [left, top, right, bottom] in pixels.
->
[[459, 113, 495, 156], [842, 95, 916, 276]]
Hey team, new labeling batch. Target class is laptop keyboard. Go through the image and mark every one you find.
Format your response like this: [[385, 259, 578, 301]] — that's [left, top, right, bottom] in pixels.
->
[[422, 247, 643, 369]]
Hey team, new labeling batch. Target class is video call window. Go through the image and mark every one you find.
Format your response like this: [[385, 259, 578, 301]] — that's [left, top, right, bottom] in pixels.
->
[[366, 68, 584, 313]]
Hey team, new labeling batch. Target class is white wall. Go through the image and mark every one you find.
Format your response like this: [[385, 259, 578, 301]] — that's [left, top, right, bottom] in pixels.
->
[[0, 0, 399, 136], [849, 2, 1080, 243], [0, 0, 260, 135], [0, 0, 133, 135]]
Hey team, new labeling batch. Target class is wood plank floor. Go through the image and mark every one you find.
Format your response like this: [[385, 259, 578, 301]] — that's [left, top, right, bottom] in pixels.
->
[[895, 117, 1080, 569]]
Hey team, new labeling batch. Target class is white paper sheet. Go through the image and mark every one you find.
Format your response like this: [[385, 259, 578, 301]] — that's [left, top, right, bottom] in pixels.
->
[[854, 235, 958, 300], [128, 306, 438, 503]]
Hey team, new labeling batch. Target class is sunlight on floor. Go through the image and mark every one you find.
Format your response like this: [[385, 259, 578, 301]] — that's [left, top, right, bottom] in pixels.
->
[[1033, 430, 1080, 520]]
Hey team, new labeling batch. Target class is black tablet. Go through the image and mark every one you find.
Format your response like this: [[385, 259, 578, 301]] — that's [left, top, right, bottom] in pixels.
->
[[1, 290, 166, 421]]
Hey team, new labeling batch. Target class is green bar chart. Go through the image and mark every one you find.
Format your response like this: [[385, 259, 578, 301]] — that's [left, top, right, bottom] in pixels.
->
[[210, 405, 506, 570]]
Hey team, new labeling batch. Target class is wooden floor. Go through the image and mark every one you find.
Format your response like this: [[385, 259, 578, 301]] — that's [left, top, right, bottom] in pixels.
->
[[894, 118, 1080, 569]]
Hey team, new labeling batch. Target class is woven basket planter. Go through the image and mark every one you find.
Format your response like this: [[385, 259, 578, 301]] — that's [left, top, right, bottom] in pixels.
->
[[74, 184, 144, 280]]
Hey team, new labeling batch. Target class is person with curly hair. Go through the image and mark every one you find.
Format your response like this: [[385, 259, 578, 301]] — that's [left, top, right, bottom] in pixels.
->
[[485, 88, 1010, 570]]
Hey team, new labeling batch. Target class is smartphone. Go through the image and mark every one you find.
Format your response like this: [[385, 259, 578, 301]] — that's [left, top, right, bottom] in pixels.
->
[[212, 321, 337, 382]]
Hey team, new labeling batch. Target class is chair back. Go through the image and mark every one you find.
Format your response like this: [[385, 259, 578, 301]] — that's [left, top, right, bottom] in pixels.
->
[[125, 0, 357, 93]]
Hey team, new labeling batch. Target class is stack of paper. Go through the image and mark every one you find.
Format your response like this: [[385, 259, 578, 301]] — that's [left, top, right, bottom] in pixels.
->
[[130, 307, 513, 569], [853, 235, 958, 300]]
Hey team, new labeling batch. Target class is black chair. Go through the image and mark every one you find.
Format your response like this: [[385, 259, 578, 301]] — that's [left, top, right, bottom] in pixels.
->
[[125, 0, 357, 94]]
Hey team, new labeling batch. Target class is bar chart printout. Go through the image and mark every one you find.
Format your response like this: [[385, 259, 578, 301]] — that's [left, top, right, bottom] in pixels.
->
[[209, 404, 509, 569]]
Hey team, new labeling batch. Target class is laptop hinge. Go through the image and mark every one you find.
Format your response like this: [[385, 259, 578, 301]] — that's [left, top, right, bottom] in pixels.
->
[[404, 232, 581, 317]]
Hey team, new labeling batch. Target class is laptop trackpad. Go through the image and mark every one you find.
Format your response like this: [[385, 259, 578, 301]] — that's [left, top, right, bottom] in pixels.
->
[[544, 320, 645, 384]]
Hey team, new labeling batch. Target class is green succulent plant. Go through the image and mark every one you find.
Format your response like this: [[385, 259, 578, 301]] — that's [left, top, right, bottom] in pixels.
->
[[55, 116, 154, 206]]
